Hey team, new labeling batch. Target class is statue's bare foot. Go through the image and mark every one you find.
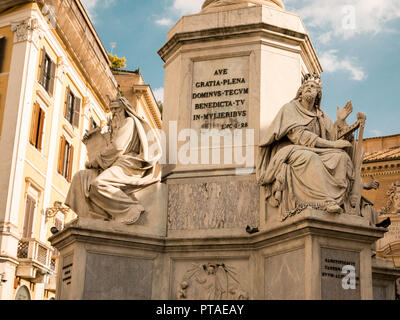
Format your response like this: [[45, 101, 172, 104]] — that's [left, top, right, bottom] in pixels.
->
[[121, 205, 145, 225], [326, 203, 342, 214]]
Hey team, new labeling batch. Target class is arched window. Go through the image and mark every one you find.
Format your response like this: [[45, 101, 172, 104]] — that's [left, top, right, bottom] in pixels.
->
[[15, 285, 31, 300]]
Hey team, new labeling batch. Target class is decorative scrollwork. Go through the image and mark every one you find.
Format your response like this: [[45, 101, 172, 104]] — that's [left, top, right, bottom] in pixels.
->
[[380, 181, 400, 215]]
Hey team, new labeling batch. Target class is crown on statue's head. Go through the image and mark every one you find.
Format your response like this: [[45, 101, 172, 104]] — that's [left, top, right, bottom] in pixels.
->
[[302, 73, 322, 86]]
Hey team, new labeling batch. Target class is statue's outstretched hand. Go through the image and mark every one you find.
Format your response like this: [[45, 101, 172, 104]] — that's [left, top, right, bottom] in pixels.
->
[[364, 175, 379, 190], [337, 101, 353, 122], [333, 139, 352, 149]]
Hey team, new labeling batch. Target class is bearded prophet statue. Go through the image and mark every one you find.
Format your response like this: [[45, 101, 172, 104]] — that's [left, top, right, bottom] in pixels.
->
[[65, 97, 161, 225]]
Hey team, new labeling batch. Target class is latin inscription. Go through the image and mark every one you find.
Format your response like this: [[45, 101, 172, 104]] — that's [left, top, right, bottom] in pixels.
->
[[321, 248, 361, 300], [191, 57, 249, 132], [60, 254, 74, 300]]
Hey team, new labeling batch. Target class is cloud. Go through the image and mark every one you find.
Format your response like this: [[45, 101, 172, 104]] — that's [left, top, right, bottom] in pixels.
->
[[286, 0, 400, 41], [319, 50, 366, 81], [154, 0, 203, 27], [172, 0, 203, 15], [80, 0, 116, 22], [155, 18, 174, 27], [153, 87, 164, 103]]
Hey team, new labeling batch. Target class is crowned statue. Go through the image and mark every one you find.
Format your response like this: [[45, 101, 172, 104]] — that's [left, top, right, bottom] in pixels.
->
[[257, 74, 374, 222], [65, 96, 162, 225]]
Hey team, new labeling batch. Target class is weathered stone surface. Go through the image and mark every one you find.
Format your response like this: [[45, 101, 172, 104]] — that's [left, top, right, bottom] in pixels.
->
[[373, 286, 386, 300], [320, 248, 361, 300], [264, 248, 305, 300], [83, 253, 153, 300], [168, 180, 259, 230]]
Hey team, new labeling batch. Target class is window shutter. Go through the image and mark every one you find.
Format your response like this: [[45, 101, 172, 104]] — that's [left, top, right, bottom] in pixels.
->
[[37, 108, 45, 152], [38, 48, 46, 85], [67, 144, 74, 182], [72, 96, 81, 128], [29, 103, 39, 146], [48, 60, 56, 96], [23, 195, 36, 239], [64, 86, 70, 118], [0, 36, 6, 73], [58, 136, 65, 174]]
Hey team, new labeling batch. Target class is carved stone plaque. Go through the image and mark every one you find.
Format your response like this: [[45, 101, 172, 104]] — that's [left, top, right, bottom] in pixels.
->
[[321, 248, 361, 300], [83, 253, 153, 300], [191, 56, 249, 132], [168, 180, 259, 230]]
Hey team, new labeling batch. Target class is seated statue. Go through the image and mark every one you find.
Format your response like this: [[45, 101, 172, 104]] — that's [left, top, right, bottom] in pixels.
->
[[65, 96, 161, 225], [257, 74, 359, 221]]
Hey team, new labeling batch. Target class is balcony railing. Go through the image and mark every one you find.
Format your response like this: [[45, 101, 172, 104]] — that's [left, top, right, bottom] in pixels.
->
[[17, 238, 53, 271]]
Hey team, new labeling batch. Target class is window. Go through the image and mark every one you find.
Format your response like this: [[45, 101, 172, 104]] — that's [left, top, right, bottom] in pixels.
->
[[29, 102, 45, 152], [0, 36, 6, 73], [89, 117, 98, 130], [58, 136, 74, 182], [23, 194, 36, 239], [38, 48, 56, 95], [64, 87, 81, 128], [15, 286, 31, 300]]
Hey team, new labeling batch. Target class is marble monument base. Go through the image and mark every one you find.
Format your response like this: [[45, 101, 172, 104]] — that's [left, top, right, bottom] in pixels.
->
[[49, 209, 399, 300]]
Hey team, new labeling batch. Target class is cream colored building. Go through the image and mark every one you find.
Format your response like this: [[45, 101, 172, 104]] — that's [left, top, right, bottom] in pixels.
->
[[0, 0, 164, 300], [362, 134, 400, 274]]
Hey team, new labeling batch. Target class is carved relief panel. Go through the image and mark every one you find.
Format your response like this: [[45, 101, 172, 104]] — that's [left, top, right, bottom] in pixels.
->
[[173, 260, 250, 300]]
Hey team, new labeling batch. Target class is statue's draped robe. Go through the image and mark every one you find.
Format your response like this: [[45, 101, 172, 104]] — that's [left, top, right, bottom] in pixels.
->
[[257, 100, 354, 220], [65, 113, 161, 221]]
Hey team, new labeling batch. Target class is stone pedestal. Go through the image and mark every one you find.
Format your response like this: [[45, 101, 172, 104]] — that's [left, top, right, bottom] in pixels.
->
[[49, 2, 400, 301], [50, 209, 399, 300]]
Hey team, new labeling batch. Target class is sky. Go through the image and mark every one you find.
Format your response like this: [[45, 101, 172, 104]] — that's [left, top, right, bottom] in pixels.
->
[[80, 0, 400, 138]]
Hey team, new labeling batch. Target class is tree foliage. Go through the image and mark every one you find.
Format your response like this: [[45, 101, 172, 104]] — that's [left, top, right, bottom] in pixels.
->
[[108, 53, 126, 70]]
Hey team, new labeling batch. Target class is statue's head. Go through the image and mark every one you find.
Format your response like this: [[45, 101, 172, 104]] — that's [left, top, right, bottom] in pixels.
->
[[180, 281, 189, 289], [295, 74, 323, 110], [203, 264, 217, 275], [109, 96, 132, 120]]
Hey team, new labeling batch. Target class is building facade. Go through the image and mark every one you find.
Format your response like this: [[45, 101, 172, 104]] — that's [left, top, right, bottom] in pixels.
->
[[0, 0, 162, 300], [0, 0, 119, 300], [362, 134, 400, 274]]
